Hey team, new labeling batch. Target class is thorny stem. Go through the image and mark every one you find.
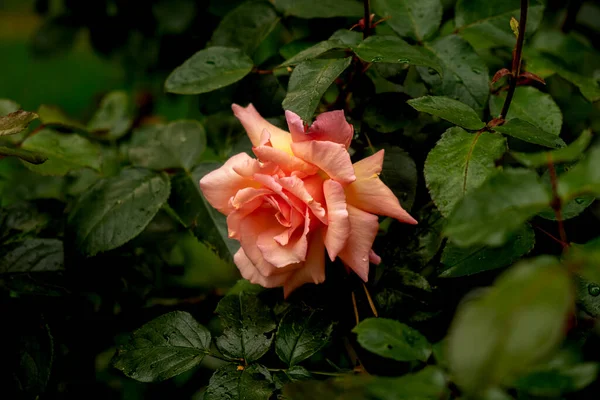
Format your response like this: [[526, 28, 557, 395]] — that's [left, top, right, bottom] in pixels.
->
[[363, 0, 371, 39], [499, 0, 529, 119], [547, 154, 569, 248]]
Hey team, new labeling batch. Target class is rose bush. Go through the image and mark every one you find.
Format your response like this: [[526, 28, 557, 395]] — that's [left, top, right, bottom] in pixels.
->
[[200, 104, 417, 296]]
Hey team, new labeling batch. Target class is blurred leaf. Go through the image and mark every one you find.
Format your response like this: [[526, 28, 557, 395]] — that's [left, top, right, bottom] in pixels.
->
[[511, 129, 593, 168], [454, 0, 545, 49], [418, 35, 489, 113], [363, 93, 414, 133], [373, 0, 443, 41], [129, 121, 206, 171], [489, 86, 563, 136], [21, 129, 101, 175], [169, 165, 239, 262], [0, 159, 64, 207], [447, 256, 572, 393], [424, 127, 506, 217], [68, 168, 171, 256], [275, 306, 335, 367], [282, 58, 351, 122], [494, 119, 566, 148], [205, 364, 274, 400], [31, 14, 79, 55], [273, 366, 312, 389], [113, 311, 211, 382], [514, 363, 599, 396], [87, 91, 133, 140], [524, 52, 600, 102], [439, 224, 535, 277], [280, 30, 362, 67], [37, 104, 86, 132], [564, 237, 600, 285], [353, 317, 431, 362], [0, 99, 20, 116], [380, 146, 418, 211], [211, 0, 280, 55], [538, 164, 595, 221], [152, 0, 197, 34], [0, 110, 39, 136], [510, 17, 519, 38], [165, 47, 254, 95], [0, 202, 50, 243], [408, 96, 485, 130], [445, 169, 551, 247], [273, 0, 363, 18], [557, 145, 600, 201], [354, 36, 443, 75], [0, 146, 47, 165], [215, 292, 276, 363], [0, 239, 63, 274]]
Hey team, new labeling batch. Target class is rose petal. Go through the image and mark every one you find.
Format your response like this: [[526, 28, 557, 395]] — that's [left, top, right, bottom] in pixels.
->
[[287, 110, 353, 148], [257, 210, 311, 268], [345, 150, 417, 224], [291, 141, 356, 184], [199, 153, 262, 214], [253, 131, 318, 178], [278, 175, 327, 224], [232, 103, 293, 153], [235, 248, 291, 288], [338, 205, 380, 282], [283, 229, 326, 298], [323, 179, 350, 261], [369, 249, 381, 265], [227, 197, 263, 239]]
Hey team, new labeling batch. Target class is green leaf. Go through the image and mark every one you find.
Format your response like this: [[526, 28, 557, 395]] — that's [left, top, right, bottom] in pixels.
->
[[525, 51, 600, 102], [445, 169, 551, 247], [439, 224, 535, 277], [424, 127, 506, 217], [215, 292, 276, 363], [538, 164, 595, 221], [447, 256, 572, 393], [353, 317, 431, 362], [280, 30, 362, 67], [363, 93, 414, 133], [455, 0, 545, 49], [494, 119, 566, 148], [169, 165, 239, 262], [566, 238, 600, 286], [489, 87, 563, 136], [0, 239, 63, 274], [165, 47, 254, 95], [0, 110, 39, 136], [87, 91, 133, 140], [37, 104, 86, 132], [511, 129, 593, 168], [418, 35, 489, 113], [210, 1, 280, 55], [0, 146, 47, 165], [372, 0, 443, 41], [68, 168, 171, 256], [152, 0, 197, 34], [557, 145, 600, 201], [367, 366, 448, 399], [273, 0, 363, 18], [353, 36, 443, 75], [275, 306, 335, 367], [407, 96, 485, 130], [20, 129, 101, 175], [273, 366, 312, 389], [282, 58, 351, 122], [0, 158, 64, 207], [112, 311, 211, 382], [0, 99, 20, 116], [514, 363, 599, 396], [205, 364, 274, 400], [129, 121, 206, 171]]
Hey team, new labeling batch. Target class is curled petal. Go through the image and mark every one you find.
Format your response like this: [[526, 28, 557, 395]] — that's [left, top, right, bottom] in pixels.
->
[[278, 176, 327, 224], [338, 205, 380, 282], [291, 141, 356, 184], [323, 180, 350, 261], [199, 153, 261, 214], [283, 229, 326, 298], [369, 249, 381, 265], [286, 110, 353, 148], [227, 197, 263, 239], [232, 103, 292, 153], [253, 132, 318, 178], [235, 248, 291, 288], [346, 150, 417, 224]]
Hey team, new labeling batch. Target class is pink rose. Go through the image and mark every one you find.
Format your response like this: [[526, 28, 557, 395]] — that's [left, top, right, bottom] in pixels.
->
[[200, 104, 417, 297]]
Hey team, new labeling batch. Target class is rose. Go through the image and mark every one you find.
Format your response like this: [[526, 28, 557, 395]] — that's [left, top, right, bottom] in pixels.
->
[[199, 104, 416, 297]]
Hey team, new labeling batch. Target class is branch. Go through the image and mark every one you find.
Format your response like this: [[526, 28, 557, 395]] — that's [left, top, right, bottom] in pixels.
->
[[363, 0, 371, 39], [499, 0, 529, 119]]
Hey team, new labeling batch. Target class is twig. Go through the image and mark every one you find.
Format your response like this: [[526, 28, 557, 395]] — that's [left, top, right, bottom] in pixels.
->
[[362, 283, 378, 317], [499, 0, 529, 119], [363, 0, 371, 39], [351, 291, 360, 325], [546, 153, 569, 248]]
